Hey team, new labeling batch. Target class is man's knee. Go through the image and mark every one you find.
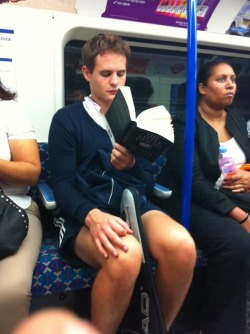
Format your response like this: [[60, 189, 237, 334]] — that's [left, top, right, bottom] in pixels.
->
[[170, 233, 196, 273], [107, 235, 142, 282], [159, 225, 196, 265]]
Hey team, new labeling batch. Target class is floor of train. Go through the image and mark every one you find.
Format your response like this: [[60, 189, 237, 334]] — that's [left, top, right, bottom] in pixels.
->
[[30, 267, 250, 333]]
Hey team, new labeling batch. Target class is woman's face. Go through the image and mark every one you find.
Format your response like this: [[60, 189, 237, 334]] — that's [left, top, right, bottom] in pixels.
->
[[198, 63, 236, 109]]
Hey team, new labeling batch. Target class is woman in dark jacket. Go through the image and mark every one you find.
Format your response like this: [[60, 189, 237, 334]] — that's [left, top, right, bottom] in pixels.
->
[[162, 59, 250, 334]]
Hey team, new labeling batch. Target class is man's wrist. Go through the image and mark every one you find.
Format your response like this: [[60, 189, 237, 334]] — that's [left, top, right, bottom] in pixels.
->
[[128, 157, 136, 169]]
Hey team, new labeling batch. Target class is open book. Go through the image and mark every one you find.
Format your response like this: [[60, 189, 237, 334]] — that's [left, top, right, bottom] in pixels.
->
[[105, 86, 174, 162]]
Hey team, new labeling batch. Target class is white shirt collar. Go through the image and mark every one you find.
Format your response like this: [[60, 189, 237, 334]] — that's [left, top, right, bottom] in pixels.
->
[[83, 95, 115, 145]]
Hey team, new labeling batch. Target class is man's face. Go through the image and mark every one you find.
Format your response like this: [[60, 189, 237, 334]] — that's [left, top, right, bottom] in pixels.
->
[[82, 52, 127, 114]]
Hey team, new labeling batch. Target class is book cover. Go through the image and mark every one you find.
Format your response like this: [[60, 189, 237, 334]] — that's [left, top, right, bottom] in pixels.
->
[[105, 86, 174, 162]]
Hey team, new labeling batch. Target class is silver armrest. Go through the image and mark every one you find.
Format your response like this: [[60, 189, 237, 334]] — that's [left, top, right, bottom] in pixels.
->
[[153, 183, 172, 199], [37, 182, 171, 211], [37, 182, 57, 210]]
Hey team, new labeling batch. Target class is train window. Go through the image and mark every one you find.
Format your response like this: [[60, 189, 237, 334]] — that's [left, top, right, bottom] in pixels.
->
[[64, 39, 250, 121], [64, 40, 87, 105]]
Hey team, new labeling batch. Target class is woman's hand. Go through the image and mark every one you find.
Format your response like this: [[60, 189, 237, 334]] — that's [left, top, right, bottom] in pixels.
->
[[111, 143, 135, 170], [222, 169, 250, 193]]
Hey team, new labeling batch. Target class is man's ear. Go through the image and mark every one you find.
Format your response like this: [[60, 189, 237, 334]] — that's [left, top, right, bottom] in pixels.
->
[[82, 66, 90, 82]]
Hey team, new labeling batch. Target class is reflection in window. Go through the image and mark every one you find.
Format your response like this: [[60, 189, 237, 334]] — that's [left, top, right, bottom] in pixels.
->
[[64, 39, 250, 118]]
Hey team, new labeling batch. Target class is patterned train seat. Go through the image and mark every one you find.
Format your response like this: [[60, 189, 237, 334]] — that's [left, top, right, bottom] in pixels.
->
[[31, 143, 97, 303]]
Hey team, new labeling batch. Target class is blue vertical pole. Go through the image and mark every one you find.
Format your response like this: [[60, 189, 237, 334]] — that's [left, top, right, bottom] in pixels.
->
[[181, 0, 197, 230]]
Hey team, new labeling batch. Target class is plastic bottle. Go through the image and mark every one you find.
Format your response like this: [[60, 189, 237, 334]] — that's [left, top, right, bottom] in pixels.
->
[[218, 145, 236, 178]]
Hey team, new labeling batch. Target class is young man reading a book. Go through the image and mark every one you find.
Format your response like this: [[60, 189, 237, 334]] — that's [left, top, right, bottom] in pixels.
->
[[49, 32, 196, 334]]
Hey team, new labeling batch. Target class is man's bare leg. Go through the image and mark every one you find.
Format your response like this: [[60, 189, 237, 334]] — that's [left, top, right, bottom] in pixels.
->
[[72, 227, 142, 334], [142, 211, 196, 331]]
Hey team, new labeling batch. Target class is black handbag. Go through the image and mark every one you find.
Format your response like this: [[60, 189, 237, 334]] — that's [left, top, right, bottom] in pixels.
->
[[0, 187, 29, 260]]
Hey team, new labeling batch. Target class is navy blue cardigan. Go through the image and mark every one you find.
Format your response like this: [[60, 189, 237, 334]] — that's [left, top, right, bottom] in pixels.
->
[[49, 102, 155, 224]]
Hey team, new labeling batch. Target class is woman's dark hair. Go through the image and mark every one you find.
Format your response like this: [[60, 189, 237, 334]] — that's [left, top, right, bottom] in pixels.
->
[[0, 79, 16, 101], [197, 59, 233, 87]]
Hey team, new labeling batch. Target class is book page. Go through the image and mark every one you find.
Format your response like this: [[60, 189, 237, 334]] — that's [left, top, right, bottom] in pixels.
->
[[136, 105, 174, 143]]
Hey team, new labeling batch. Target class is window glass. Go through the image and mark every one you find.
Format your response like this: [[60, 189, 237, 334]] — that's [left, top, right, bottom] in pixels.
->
[[64, 39, 250, 121]]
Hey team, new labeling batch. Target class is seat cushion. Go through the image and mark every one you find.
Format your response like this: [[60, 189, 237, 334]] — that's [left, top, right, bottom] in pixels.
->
[[32, 236, 97, 296]]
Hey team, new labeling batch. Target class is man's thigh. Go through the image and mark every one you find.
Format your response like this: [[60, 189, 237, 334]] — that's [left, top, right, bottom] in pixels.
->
[[69, 226, 102, 269], [141, 210, 190, 254]]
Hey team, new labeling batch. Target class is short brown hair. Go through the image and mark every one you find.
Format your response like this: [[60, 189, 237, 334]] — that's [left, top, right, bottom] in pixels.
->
[[82, 32, 131, 73]]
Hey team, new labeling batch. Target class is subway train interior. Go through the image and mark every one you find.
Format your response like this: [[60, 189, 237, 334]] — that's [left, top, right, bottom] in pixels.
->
[[1, 0, 250, 333]]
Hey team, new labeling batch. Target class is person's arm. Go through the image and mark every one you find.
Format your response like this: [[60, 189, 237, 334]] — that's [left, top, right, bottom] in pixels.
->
[[0, 139, 40, 186], [222, 109, 250, 192], [228, 206, 250, 233], [0, 101, 41, 186], [168, 115, 236, 215], [49, 109, 97, 223]]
